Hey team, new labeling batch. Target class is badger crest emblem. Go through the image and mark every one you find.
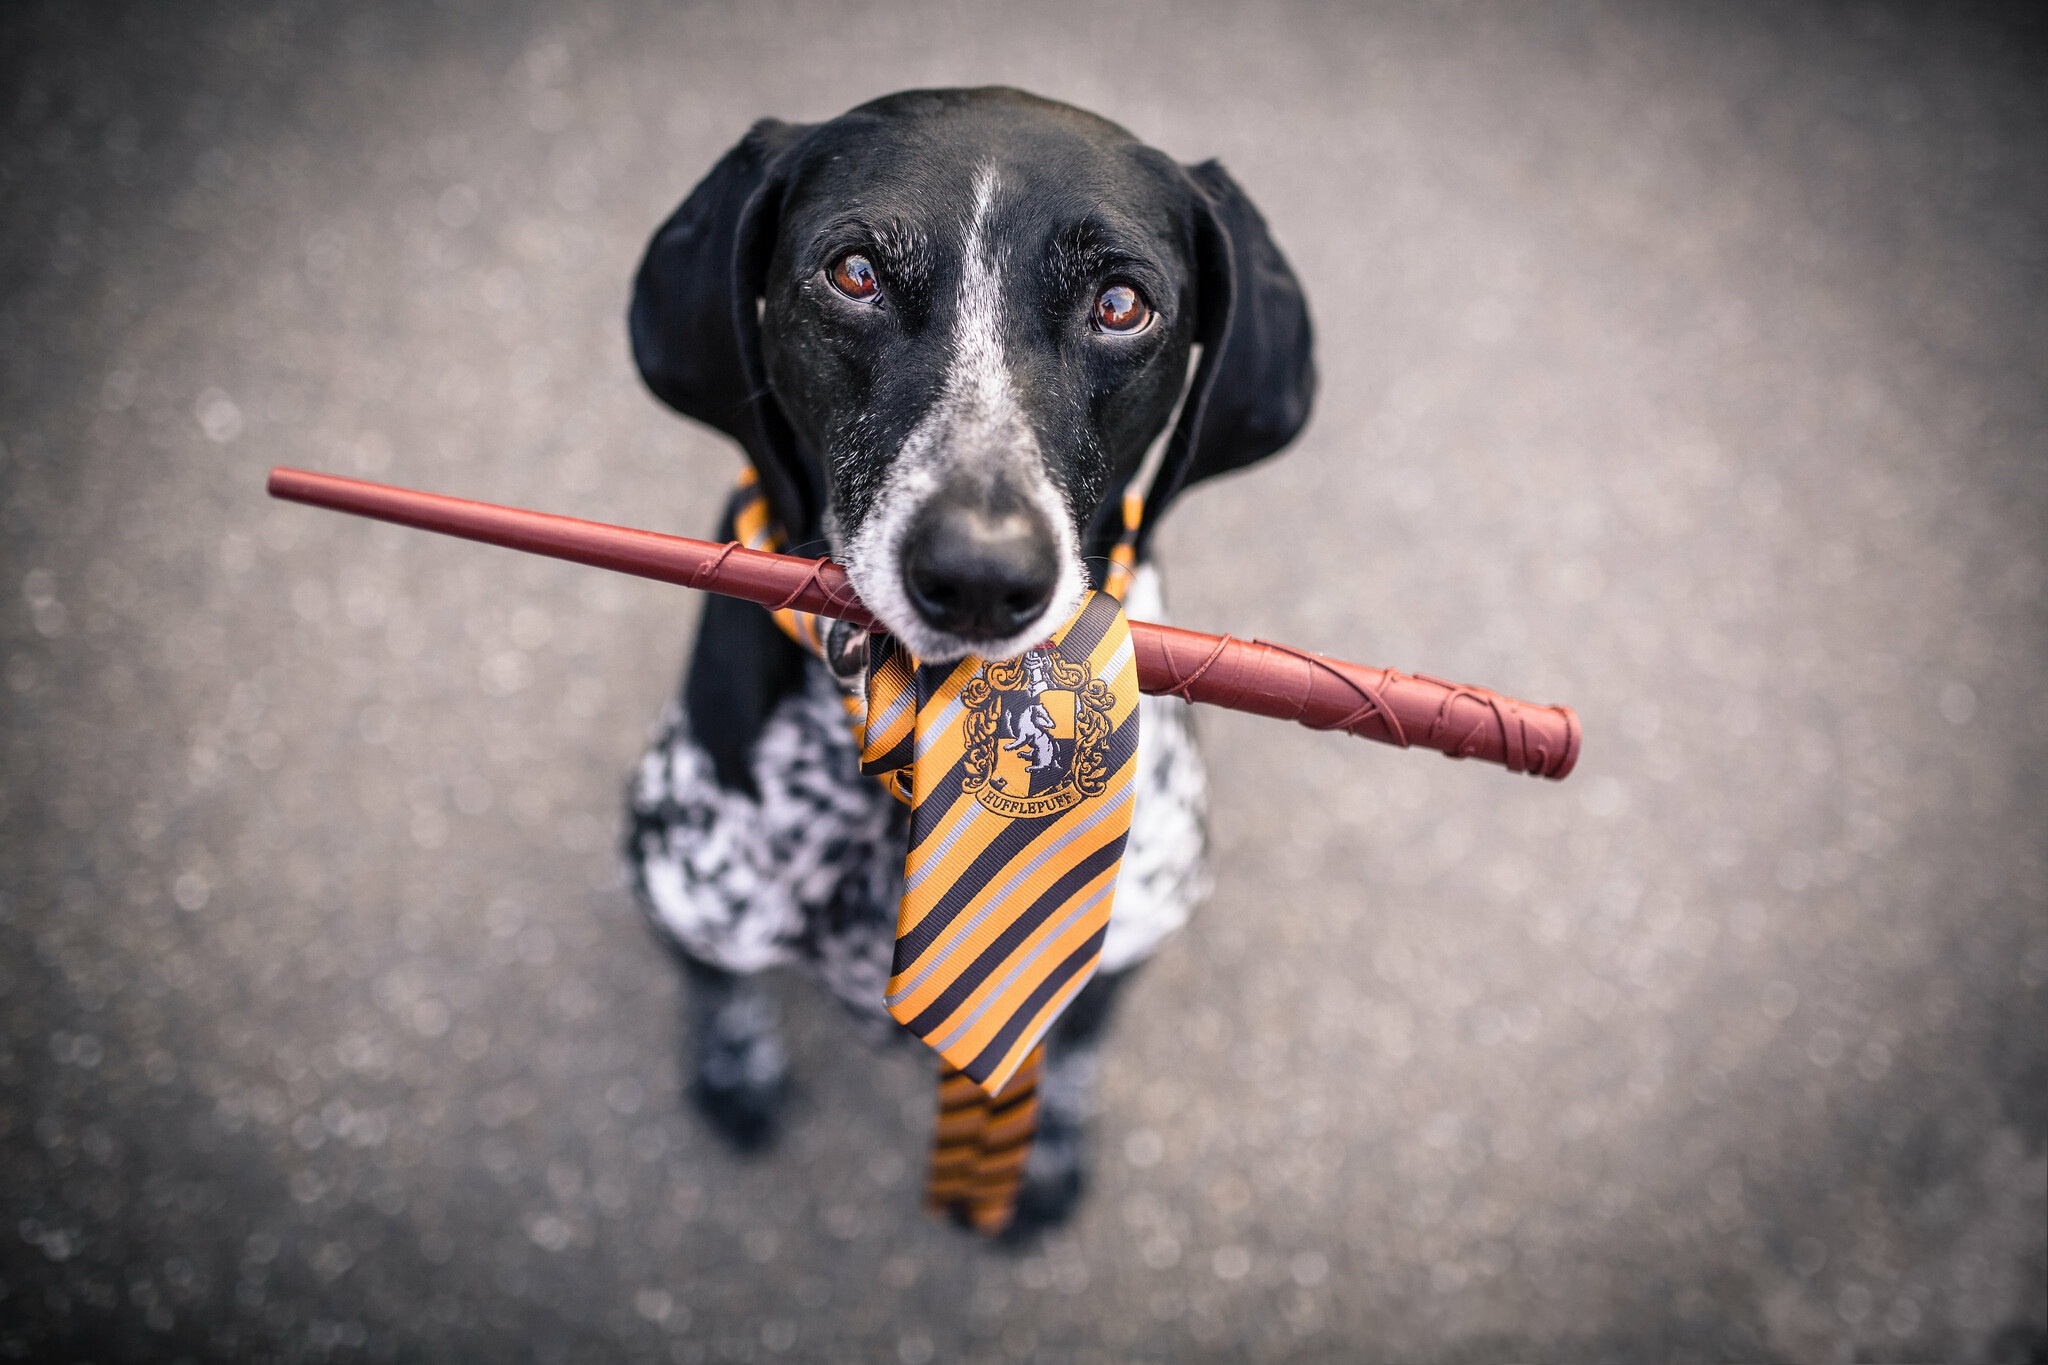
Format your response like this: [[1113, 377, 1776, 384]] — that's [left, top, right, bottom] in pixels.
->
[[961, 644, 1116, 819]]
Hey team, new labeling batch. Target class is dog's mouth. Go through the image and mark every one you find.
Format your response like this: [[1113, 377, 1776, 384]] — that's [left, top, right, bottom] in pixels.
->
[[839, 476, 1086, 665]]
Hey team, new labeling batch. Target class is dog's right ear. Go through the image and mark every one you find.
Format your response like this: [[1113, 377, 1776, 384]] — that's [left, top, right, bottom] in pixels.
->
[[1130, 160, 1315, 555], [630, 119, 822, 541]]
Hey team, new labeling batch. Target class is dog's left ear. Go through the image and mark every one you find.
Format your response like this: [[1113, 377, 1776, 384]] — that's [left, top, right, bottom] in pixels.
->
[[1137, 160, 1315, 548], [631, 119, 823, 541]]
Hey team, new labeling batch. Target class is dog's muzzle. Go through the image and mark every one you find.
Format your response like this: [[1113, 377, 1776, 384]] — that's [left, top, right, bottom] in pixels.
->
[[901, 483, 1059, 641]]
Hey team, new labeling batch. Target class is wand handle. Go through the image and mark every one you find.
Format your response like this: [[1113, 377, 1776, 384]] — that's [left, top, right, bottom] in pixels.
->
[[267, 468, 1578, 780], [1133, 624, 1577, 779]]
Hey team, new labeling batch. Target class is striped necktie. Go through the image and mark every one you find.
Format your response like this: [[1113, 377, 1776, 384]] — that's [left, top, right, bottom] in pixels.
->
[[725, 471, 1142, 1230], [927, 1049, 1045, 1233], [858, 591, 1138, 1094]]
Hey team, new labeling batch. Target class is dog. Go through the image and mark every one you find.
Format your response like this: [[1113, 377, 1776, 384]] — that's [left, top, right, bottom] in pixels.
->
[[624, 87, 1313, 1232]]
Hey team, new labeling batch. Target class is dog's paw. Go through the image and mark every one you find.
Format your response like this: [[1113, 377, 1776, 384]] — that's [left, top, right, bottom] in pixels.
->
[[993, 1113, 1088, 1243], [997, 1166, 1086, 1244], [689, 1004, 790, 1153], [689, 1071, 788, 1152]]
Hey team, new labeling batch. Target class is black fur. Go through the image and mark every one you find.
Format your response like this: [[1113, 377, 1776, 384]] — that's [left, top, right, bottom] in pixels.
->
[[634, 86, 1314, 766]]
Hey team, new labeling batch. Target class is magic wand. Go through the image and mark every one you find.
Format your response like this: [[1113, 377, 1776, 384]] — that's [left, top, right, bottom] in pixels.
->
[[267, 468, 1580, 780]]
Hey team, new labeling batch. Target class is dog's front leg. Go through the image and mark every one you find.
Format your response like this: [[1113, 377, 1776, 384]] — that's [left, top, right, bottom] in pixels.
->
[[680, 955, 790, 1151]]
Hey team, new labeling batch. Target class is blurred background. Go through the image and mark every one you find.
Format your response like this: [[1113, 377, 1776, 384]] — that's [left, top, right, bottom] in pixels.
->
[[3, 2, 2044, 1361]]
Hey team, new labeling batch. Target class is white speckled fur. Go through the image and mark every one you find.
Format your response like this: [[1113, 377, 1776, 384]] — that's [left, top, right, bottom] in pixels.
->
[[628, 564, 1206, 1012]]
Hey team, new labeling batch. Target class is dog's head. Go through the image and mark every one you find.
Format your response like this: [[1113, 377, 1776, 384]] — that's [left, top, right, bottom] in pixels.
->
[[632, 87, 1314, 661]]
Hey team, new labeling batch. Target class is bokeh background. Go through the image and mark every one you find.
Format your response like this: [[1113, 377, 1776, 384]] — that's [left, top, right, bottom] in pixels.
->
[[4, 2, 2045, 1361]]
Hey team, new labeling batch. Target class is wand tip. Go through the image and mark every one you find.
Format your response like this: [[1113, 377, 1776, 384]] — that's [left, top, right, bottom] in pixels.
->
[[267, 467, 331, 505]]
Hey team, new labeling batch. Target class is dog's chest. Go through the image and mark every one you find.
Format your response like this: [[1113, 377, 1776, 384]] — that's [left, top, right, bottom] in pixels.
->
[[627, 566, 1209, 1012]]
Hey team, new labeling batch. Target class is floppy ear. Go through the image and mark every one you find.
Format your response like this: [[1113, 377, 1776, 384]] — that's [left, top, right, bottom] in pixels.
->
[[630, 119, 823, 541], [1136, 160, 1315, 551]]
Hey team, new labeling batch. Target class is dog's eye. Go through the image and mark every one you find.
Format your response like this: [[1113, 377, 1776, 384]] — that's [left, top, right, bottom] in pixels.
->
[[829, 253, 881, 302], [1093, 283, 1150, 334]]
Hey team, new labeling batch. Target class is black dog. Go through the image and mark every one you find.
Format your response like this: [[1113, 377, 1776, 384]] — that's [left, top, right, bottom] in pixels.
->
[[625, 87, 1313, 1230]]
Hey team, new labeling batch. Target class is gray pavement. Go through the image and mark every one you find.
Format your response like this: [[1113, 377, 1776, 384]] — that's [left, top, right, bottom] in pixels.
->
[[3, 2, 2045, 1360]]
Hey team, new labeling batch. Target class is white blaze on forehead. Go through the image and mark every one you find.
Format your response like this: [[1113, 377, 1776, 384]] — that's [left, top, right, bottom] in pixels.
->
[[948, 166, 1018, 448], [839, 163, 1087, 664]]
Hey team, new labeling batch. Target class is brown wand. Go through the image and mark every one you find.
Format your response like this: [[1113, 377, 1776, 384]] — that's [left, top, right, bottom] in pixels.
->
[[267, 468, 1580, 780]]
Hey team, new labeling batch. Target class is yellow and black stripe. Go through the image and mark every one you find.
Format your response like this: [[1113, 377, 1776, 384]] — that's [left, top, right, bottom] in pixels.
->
[[729, 471, 1145, 1230], [925, 1047, 1043, 1234], [866, 589, 1138, 1096]]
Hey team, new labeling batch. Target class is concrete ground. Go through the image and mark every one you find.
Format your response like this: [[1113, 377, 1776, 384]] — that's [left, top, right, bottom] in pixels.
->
[[3, 2, 2044, 1361]]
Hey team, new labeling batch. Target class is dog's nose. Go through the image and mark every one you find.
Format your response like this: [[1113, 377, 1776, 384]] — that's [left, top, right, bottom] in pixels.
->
[[903, 491, 1059, 642]]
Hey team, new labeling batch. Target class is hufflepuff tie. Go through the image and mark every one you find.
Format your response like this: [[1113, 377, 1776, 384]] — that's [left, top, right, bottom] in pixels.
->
[[728, 471, 1142, 1231], [860, 590, 1139, 1093]]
